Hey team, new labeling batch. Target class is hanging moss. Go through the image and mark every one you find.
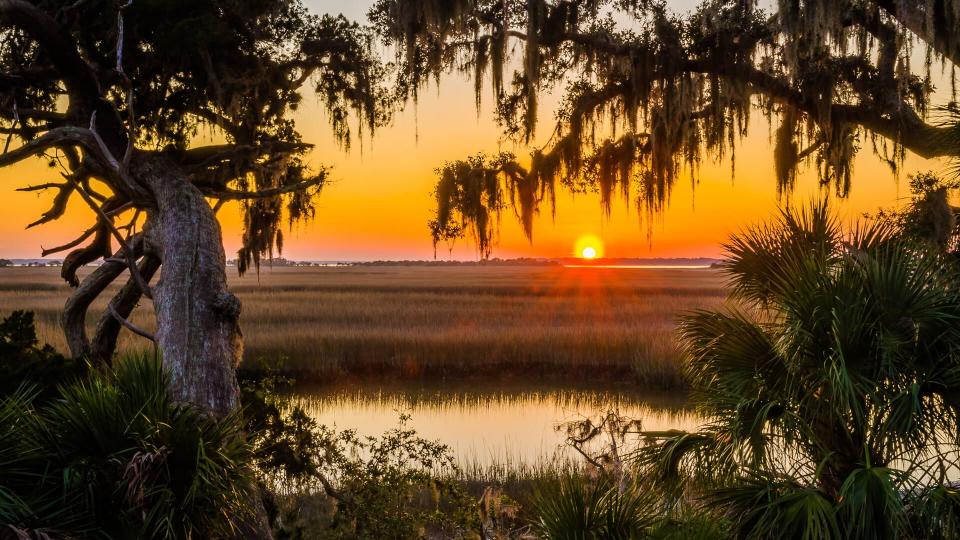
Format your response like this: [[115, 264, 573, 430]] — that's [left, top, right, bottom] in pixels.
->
[[372, 0, 958, 256], [774, 108, 801, 194]]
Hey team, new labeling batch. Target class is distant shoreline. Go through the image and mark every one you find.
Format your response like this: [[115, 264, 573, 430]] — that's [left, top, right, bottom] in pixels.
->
[[0, 256, 724, 268]]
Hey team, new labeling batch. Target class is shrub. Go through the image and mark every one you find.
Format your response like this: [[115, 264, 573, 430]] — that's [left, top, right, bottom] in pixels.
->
[[0, 354, 258, 539], [532, 474, 653, 539], [638, 201, 960, 539], [0, 310, 82, 403], [241, 376, 481, 539]]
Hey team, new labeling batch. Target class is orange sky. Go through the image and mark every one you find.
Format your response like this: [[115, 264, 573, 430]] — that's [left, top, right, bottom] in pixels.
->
[[0, 1, 951, 261]]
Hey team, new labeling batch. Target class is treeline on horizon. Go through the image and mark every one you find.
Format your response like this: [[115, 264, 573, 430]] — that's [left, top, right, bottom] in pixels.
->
[[0, 256, 723, 268], [343, 257, 722, 267]]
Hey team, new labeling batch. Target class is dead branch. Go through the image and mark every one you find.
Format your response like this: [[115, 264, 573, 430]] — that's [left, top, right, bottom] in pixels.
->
[[17, 182, 67, 192], [88, 111, 121, 172], [107, 303, 155, 342], [211, 172, 327, 201], [0, 126, 97, 167], [115, 0, 136, 170], [41, 223, 97, 257], [22, 182, 75, 228], [61, 226, 112, 287], [69, 178, 151, 298]]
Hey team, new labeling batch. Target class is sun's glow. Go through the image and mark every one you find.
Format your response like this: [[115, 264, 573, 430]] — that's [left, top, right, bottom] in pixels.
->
[[574, 235, 604, 259]]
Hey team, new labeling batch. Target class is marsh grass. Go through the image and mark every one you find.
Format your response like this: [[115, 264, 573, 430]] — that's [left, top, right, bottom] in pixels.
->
[[0, 266, 724, 386]]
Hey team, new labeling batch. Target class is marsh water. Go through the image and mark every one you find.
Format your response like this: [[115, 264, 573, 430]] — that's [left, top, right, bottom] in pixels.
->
[[291, 382, 702, 471]]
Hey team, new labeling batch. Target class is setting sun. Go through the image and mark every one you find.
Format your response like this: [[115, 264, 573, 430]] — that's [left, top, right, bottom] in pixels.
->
[[574, 235, 604, 260]]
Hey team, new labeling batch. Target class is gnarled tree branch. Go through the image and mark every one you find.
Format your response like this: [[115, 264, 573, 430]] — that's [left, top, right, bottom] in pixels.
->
[[61, 238, 142, 359], [209, 172, 327, 201], [0, 126, 97, 167], [69, 173, 151, 298], [90, 251, 160, 364]]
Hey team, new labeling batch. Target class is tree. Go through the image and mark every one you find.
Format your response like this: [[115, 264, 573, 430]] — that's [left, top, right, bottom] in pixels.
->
[[0, 0, 390, 416], [882, 170, 960, 254], [636, 202, 960, 538], [368, 0, 960, 257]]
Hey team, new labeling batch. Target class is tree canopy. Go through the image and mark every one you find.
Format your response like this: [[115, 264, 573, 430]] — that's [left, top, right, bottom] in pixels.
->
[[0, 0, 390, 274], [369, 0, 960, 256], [0, 0, 393, 377]]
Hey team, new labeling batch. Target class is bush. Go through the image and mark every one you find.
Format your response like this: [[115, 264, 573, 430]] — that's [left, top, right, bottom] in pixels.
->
[[0, 354, 258, 539], [0, 314, 480, 539], [637, 201, 960, 539], [532, 474, 653, 539], [0, 310, 82, 403], [241, 376, 481, 539]]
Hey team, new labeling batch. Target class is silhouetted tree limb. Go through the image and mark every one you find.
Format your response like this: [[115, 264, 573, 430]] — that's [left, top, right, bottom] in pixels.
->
[[91, 253, 160, 365], [62, 236, 142, 359], [0, 3, 395, 459], [370, 0, 960, 255]]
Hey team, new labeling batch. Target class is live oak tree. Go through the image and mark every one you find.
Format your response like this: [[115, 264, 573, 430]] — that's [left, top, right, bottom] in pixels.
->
[[369, 0, 960, 257], [0, 0, 389, 416]]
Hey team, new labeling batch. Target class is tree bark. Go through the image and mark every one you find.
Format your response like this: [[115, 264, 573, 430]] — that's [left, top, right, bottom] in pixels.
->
[[135, 155, 243, 417], [62, 240, 138, 361], [90, 253, 161, 365], [135, 155, 274, 538]]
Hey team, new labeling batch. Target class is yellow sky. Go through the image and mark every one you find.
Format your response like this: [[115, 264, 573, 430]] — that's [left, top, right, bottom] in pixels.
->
[[0, 1, 950, 261]]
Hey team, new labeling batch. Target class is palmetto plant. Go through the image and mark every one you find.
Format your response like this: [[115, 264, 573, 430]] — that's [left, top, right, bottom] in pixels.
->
[[0, 354, 257, 539], [532, 474, 654, 539], [637, 201, 960, 539]]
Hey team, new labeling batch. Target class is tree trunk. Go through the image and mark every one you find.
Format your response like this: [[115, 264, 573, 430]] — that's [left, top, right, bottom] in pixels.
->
[[135, 155, 274, 538], [135, 155, 243, 417]]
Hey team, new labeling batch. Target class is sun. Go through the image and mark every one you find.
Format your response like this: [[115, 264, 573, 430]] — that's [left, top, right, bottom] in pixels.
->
[[574, 235, 604, 260]]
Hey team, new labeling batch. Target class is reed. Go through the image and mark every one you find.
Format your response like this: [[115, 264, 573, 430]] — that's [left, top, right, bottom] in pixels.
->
[[0, 265, 725, 387]]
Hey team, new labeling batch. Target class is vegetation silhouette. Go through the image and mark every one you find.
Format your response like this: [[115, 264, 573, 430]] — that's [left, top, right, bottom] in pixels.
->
[[4, 1, 960, 537], [0, 313, 482, 539], [0, 352, 258, 538], [635, 200, 960, 538], [367, 0, 960, 256], [0, 0, 393, 422]]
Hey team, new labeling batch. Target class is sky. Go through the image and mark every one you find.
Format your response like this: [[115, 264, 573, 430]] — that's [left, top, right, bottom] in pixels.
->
[[0, 0, 951, 261]]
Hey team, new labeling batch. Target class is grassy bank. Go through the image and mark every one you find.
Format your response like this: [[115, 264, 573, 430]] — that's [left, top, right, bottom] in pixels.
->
[[0, 265, 725, 387]]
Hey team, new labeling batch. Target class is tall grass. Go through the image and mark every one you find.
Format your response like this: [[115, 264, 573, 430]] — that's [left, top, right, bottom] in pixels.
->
[[0, 266, 725, 386]]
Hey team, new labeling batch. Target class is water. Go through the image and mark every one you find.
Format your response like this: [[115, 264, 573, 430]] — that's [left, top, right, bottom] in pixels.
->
[[291, 382, 703, 471]]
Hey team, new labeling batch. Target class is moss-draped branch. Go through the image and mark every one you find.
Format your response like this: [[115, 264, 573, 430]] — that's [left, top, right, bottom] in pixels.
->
[[1, 0, 394, 275], [0, 0, 396, 363], [371, 0, 960, 256]]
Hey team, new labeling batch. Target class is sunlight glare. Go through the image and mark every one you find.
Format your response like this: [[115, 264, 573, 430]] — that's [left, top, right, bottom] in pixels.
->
[[574, 235, 604, 259]]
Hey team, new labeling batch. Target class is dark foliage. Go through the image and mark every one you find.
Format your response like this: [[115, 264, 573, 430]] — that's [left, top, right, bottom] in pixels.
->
[[0, 310, 81, 403], [0, 0, 393, 273], [240, 375, 481, 539], [879, 171, 960, 255], [0, 354, 257, 539], [369, 0, 960, 256], [636, 201, 960, 539]]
